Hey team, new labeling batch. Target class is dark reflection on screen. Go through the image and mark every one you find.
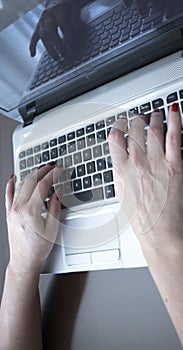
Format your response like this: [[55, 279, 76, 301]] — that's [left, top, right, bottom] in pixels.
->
[[0, 0, 182, 118]]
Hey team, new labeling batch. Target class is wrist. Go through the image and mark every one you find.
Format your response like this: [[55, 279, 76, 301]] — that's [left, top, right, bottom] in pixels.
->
[[6, 262, 40, 283]]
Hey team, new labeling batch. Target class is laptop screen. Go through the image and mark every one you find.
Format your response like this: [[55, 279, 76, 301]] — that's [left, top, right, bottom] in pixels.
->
[[0, 0, 182, 122], [0, 0, 118, 120]]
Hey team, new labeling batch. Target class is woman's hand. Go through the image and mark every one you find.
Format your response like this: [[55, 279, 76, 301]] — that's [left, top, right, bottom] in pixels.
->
[[5, 163, 62, 274], [30, 0, 88, 60], [109, 104, 183, 257]]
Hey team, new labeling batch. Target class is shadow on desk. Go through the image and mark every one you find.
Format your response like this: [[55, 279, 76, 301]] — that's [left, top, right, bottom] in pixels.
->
[[42, 272, 88, 350]]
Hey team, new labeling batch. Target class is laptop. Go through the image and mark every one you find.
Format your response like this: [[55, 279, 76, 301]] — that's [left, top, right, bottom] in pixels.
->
[[0, 0, 183, 274]]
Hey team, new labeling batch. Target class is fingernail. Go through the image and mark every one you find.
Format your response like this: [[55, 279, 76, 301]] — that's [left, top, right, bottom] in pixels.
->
[[153, 109, 160, 113], [38, 164, 46, 169], [10, 173, 14, 179], [171, 103, 179, 112], [48, 161, 56, 166]]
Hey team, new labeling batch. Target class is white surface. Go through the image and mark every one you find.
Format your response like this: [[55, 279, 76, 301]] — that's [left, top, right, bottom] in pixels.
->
[[13, 50, 183, 274]]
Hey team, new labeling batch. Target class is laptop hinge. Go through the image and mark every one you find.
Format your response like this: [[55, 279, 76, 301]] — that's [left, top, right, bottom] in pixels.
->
[[23, 104, 37, 127]]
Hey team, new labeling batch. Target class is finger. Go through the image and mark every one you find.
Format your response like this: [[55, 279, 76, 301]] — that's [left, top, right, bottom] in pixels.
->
[[47, 185, 62, 219], [44, 190, 62, 245], [14, 163, 57, 204], [147, 109, 165, 158], [5, 175, 16, 212], [166, 103, 182, 165], [108, 118, 128, 168], [137, 0, 149, 16], [30, 166, 62, 213], [128, 115, 147, 169], [123, 0, 133, 7], [29, 27, 40, 57], [51, 26, 68, 58], [41, 15, 60, 60]]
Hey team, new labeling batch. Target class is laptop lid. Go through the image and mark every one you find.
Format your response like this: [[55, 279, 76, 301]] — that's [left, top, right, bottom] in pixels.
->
[[0, 0, 183, 124]]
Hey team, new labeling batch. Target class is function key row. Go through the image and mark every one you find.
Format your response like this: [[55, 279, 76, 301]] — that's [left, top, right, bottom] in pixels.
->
[[19, 90, 182, 160]]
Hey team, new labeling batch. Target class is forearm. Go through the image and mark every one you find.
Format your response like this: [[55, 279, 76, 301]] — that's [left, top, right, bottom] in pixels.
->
[[143, 245, 183, 346], [0, 264, 42, 350]]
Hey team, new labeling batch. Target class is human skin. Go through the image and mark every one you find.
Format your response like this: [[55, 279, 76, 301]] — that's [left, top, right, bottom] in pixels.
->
[[108, 103, 183, 345], [0, 104, 182, 349], [0, 163, 62, 350]]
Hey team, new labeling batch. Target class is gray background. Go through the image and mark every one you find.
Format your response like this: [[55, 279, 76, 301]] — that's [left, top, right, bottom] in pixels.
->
[[0, 114, 182, 349]]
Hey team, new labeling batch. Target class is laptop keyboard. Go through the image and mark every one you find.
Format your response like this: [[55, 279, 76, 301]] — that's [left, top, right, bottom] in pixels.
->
[[29, 0, 183, 91], [18, 89, 183, 210]]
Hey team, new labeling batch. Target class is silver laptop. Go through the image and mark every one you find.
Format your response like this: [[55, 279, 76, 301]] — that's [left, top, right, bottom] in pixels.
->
[[0, 0, 183, 273]]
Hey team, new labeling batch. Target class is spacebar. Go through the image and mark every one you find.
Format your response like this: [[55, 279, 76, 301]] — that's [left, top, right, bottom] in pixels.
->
[[61, 187, 104, 208]]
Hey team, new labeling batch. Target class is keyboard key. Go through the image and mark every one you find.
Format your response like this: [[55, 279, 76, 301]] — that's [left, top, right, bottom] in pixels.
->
[[103, 142, 110, 155], [167, 92, 178, 104], [59, 169, 67, 182], [97, 158, 106, 171], [67, 131, 75, 141], [152, 98, 164, 109], [50, 138, 57, 147], [64, 155, 72, 167], [35, 154, 42, 165], [83, 176, 92, 189], [57, 158, 63, 168], [110, 37, 120, 48], [106, 116, 115, 126], [87, 161, 96, 174], [128, 107, 139, 118], [131, 26, 141, 37], [73, 179, 82, 192], [59, 144, 67, 156], [34, 145, 41, 153], [19, 159, 26, 170], [96, 120, 105, 129], [73, 152, 82, 165], [86, 134, 96, 147], [93, 173, 102, 186], [100, 43, 110, 53], [42, 142, 49, 150], [50, 148, 58, 159], [140, 102, 151, 113], [86, 124, 94, 133], [19, 151, 26, 159], [27, 157, 34, 168], [58, 135, 66, 144], [26, 148, 33, 156], [117, 111, 127, 119], [67, 167, 76, 180], [68, 141, 76, 153], [77, 137, 86, 150], [83, 148, 92, 161], [103, 170, 113, 183], [93, 145, 102, 158], [42, 151, 50, 162], [77, 164, 85, 177], [105, 184, 115, 198], [76, 128, 85, 137], [97, 130, 106, 143], [64, 181, 72, 194]]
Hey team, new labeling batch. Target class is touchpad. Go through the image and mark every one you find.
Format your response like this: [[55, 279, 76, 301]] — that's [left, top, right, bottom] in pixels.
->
[[60, 209, 119, 254]]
